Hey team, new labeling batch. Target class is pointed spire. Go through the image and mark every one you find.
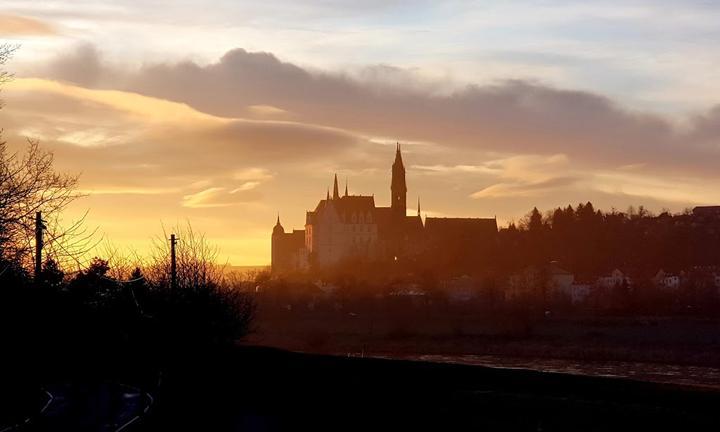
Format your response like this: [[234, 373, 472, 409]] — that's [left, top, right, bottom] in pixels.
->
[[393, 141, 404, 167], [344, 178, 348, 197], [333, 173, 339, 200], [273, 212, 284, 234], [326, 188, 330, 200], [417, 197, 421, 217]]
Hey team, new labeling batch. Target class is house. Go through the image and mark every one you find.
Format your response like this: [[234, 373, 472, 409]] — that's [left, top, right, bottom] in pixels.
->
[[546, 261, 575, 296], [653, 269, 681, 291], [596, 269, 628, 289], [568, 280, 593, 304]]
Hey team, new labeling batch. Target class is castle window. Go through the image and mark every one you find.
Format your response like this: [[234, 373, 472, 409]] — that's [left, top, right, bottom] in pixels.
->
[[351, 213, 357, 223]]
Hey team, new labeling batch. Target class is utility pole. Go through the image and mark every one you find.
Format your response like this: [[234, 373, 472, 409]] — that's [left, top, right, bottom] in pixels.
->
[[170, 233, 178, 290], [34, 211, 44, 283]]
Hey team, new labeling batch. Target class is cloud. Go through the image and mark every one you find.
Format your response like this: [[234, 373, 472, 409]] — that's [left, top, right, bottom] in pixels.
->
[[471, 176, 581, 199], [40, 44, 104, 87], [2, 77, 367, 205], [233, 168, 274, 181], [231, 182, 261, 193], [31, 46, 720, 181], [11, 44, 720, 264], [0, 14, 57, 36], [24, 49, 720, 206], [246, 104, 289, 117], [182, 187, 259, 208], [79, 187, 180, 195]]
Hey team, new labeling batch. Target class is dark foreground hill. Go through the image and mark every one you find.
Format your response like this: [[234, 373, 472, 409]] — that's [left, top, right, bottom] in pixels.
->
[[139, 346, 719, 431], [4, 345, 720, 431]]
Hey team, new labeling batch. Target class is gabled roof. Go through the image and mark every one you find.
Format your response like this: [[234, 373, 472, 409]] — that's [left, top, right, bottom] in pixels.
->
[[333, 195, 376, 218], [307, 195, 378, 225]]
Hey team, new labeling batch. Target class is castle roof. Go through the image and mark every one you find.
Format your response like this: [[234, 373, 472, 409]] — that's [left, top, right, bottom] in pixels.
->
[[333, 195, 375, 216], [307, 195, 377, 225]]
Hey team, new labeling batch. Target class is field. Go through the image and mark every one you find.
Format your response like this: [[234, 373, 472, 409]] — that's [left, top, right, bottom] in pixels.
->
[[249, 310, 720, 387]]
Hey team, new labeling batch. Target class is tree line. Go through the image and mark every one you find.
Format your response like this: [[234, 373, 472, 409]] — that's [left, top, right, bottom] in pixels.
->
[[496, 202, 715, 278]]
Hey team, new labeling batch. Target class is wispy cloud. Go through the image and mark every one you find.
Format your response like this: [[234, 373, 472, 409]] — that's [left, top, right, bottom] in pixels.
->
[[0, 13, 57, 36], [471, 176, 581, 199]]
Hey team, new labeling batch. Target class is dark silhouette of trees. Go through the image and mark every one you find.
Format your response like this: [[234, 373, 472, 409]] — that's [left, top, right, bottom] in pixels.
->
[[138, 222, 256, 352], [499, 202, 720, 282]]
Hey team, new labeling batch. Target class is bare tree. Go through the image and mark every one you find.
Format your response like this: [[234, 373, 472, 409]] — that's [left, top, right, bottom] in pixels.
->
[[0, 45, 94, 270], [0, 139, 84, 266], [146, 221, 227, 289], [0, 43, 19, 109], [143, 221, 255, 346], [97, 240, 143, 281]]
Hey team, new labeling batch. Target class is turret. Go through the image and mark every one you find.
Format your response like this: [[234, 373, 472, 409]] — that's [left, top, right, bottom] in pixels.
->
[[272, 214, 285, 236], [333, 174, 340, 200], [391, 142, 407, 220], [271, 214, 285, 273]]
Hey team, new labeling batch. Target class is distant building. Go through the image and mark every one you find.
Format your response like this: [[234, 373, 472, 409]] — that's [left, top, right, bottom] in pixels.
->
[[596, 269, 629, 289], [653, 269, 681, 291], [568, 281, 592, 304], [546, 261, 575, 296], [271, 218, 308, 274], [271, 144, 497, 273]]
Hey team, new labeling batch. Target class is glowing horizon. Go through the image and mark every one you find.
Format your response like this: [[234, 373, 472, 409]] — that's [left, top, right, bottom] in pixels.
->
[[3, 1, 720, 265]]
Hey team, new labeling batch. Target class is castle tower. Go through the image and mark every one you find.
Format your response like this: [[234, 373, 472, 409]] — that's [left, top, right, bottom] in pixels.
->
[[391, 142, 407, 220], [271, 214, 285, 272]]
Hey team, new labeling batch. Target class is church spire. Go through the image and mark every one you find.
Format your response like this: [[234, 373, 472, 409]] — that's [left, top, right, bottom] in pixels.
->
[[333, 173, 339, 200], [417, 197, 421, 217], [326, 188, 330, 200], [391, 142, 407, 220], [344, 178, 348, 197]]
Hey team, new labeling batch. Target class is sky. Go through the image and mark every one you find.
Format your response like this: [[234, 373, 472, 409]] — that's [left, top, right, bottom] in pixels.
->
[[2, 0, 720, 265]]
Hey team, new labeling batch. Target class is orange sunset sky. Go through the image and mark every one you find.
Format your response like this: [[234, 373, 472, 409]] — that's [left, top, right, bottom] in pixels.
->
[[2, 1, 720, 265]]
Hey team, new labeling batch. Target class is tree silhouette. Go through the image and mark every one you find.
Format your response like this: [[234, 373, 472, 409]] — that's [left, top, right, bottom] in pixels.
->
[[0, 45, 92, 270]]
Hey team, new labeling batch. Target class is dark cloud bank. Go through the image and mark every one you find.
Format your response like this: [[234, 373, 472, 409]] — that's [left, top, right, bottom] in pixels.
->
[[37, 45, 720, 180]]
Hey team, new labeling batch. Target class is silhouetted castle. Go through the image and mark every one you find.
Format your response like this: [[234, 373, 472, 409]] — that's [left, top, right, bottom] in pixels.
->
[[272, 144, 497, 273]]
